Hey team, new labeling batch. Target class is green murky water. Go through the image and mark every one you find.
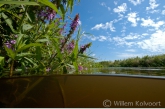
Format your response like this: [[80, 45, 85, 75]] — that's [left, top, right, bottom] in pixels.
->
[[1, 68, 165, 107]]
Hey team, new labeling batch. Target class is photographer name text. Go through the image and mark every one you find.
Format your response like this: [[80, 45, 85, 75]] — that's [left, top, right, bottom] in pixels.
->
[[113, 101, 161, 107]]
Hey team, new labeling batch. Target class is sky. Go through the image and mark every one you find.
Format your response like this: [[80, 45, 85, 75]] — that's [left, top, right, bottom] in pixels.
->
[[68, 0, 165, 61]]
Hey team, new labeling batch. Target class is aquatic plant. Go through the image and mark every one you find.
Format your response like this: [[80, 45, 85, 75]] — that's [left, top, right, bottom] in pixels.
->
[[0, 0, 95, 77]]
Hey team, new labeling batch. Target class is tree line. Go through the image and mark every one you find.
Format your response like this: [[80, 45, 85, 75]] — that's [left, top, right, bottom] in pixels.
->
[[98, 54, 165, 67]]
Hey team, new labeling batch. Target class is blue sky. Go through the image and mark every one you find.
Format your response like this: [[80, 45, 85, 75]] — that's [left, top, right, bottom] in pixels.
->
[[69, 0, 165, 61]]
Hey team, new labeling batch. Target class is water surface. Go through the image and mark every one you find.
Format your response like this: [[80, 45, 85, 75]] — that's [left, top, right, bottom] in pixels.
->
[[85, 67, 165, 77]]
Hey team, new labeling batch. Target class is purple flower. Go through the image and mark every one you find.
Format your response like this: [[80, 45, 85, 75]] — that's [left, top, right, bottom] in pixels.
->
[[70, 14, 79, 31], [10, 40, 16, 44], [39, 11, 47, 16], [80, 45, 85, 49], [4, 40, 16, 49], [79, 45, 86, 54], [60, 39, 65, 45], [46, 67, 51, 72], [47, 12, 55, 20], [4, 41, 12, 49], [38, 7, 56, 20], [67, 40, 74, 52], [79, 43, 92, 54], [78, 65, 83, 71]]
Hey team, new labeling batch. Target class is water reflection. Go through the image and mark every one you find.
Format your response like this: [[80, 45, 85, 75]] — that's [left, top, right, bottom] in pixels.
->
[[83, 67, 165, 76]]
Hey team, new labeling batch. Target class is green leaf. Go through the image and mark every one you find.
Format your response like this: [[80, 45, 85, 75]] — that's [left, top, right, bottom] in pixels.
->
[[35, 46, 41, 60], [78, 54, 96, 59], [22, 24, 33, 31], [4, 46, 16, 60], [0, 1, 39, 5], [21, 5, 32, 23], [70, 28, 82, 72], [60, 4, 65, 20], [1, 12, 18, 33], [38, 0, 62, 18], [70, 0, 74, 12], [24, 57, 37, 67], [36, 39, 49, 42], [16, 43, 42, 53], [0, 4, 4, 7], [2, 9, 21, 20], [67, 0, 74, 13], [71, 40, 78, 71], [63, 66, 67, 74], [15, 34, 24, 49], [52, 38, 62, 62], [16, 53, 34, 59], [27, 8, 36, 23], [18, 5, 28, 32], [0, 57, 4, 68], [46, 21, 56, 32]]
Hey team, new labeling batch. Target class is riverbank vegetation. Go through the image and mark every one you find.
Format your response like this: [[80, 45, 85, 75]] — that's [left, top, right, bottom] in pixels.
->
[[0, 0, 96, 77], [98, 54, 165, 67]]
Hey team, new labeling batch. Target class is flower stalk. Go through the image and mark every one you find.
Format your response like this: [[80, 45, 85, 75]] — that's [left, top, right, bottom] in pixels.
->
[[10, 60, 14, 77]]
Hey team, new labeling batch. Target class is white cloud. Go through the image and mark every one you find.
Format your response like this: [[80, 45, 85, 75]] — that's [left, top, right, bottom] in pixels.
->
[[112, 31, 165, 53], [113, 3, 127, 13], [121, 26, 126, 33], [87, 35, 111, 42], [100, 2, 111, 11], [114, 1, 118, 5], [124, 33, 140, 40], [98, 36, 107, 41], [91, 21, 115, 32], [112, 33, 144, 47], [162, 10, 165, 15], [100, 2, 106, 6], [113, 3, 127, 20], [127, 12, 138, 27], [142, 33, 149, 36], [149, 10, 160, 13], [107, 7, 111, 11], [136, 17, 140, 21], [91, 54, 96, 57], [141, 18, 165, 29], [117, 53, 143, 59], [146, 0, 159, 10], [125, 49, 136, 52], [128, 0, 144, 6], [112, 36, 135, 47], [91, 24, 103, 30], [90, 36, 98, 41], [137, 30, 165, 52], [102, 27, 165, 53]]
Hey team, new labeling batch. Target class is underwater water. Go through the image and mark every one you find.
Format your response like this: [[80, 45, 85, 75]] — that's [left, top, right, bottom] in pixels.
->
[[0, 73, 165, 108]]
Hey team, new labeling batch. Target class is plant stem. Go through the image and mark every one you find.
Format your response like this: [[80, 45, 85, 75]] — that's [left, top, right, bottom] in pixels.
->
[[47, 30, 74, 67], [10, 60, 14, 77]]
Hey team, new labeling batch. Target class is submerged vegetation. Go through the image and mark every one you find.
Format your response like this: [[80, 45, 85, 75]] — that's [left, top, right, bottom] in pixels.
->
[[0, 0, 96, 77], [99, 54, 165, 67]]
